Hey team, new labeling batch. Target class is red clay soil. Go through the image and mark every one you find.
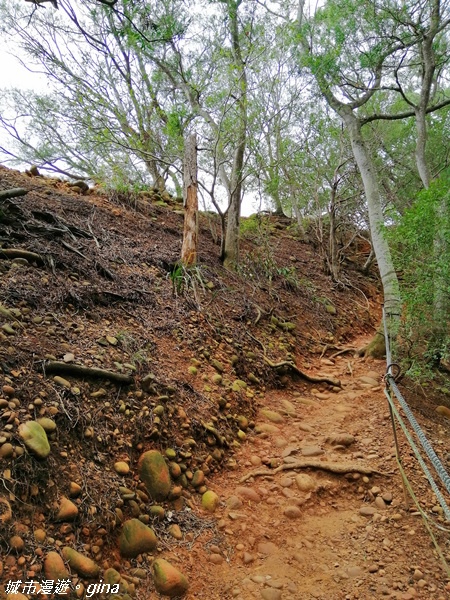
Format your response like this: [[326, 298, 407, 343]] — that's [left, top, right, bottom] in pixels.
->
[[0, 165, 449, 600]]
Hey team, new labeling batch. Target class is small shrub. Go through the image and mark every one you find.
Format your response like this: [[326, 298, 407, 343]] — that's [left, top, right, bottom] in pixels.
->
[[240, 214, 262, 238], [390, 171, 450, 375]]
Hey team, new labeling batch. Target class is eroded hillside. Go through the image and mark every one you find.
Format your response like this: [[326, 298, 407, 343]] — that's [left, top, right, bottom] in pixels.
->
[[0, 165, 389, 599]]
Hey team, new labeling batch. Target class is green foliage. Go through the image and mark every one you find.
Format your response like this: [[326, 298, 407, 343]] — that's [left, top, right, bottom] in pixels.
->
[[239, 247, 301, 292], [276, 266, 301, 290], [164, 109, 186, 139], [168, 263, 207, 309], [106, 178, 149, 210], [239, 214, 266, 238], [169, 263, 185, 296], [391, 171, 450, 373]]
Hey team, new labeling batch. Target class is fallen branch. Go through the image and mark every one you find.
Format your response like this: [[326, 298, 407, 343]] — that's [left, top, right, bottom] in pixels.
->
[[0, 188, 28, 201], [0, 248, 44, 265], [95, 263, 116, 280], [239, 460, 390, 483], [87, 222, 100, 249], [44, 361, 133, 385], [263, 355, 341, 387]]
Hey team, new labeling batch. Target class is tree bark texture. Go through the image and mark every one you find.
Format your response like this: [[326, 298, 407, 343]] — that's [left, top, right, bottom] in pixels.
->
[[344, 114, 401, 325], [328, 192, 340, 282], [413, 0, 440, 190], [222, 0, 247, 269], [181, 133, 198, 266], [296, 3, 401, 332]]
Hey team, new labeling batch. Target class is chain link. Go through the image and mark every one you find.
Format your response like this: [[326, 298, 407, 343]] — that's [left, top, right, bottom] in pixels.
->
[[382, 307, 450, 514]]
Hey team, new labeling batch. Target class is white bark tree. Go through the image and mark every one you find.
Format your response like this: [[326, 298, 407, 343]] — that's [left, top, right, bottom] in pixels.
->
[[296, 0, 402, 345], [181, 133, 198, 266]]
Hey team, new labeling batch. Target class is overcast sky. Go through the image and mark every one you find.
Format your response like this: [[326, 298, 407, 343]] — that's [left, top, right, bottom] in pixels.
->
[[0, 46, 47, 90], [0, 45, 260, 215]]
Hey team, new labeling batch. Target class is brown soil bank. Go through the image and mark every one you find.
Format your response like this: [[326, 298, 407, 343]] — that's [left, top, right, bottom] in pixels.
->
[[3, 165, 448, 599]]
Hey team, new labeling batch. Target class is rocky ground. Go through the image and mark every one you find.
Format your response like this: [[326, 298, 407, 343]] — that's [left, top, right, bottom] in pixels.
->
[[0, 165, 450, 600], [187, 347, 450, 600]]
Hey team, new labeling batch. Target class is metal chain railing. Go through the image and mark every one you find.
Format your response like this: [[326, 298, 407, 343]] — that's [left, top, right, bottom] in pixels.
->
[[384, 387, 450, 526], [382, 307, 450, 575]]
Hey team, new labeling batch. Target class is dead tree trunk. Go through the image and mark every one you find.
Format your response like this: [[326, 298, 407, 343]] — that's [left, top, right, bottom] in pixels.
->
[[181, 133, 198, 266]]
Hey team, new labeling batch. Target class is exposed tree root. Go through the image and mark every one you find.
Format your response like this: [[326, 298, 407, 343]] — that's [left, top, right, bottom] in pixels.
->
[[61, 240, 88, 260], [320, 344, 356, 359], [357, 330, 386, 359], [247, 331, 342, 387], [262, 356, 341, 387], [44, 361, 133, 385], [239, 460, 390, 483], [254, 305, 263, 325], [0, 248, 44, 265], [330, 347, 357, 359]]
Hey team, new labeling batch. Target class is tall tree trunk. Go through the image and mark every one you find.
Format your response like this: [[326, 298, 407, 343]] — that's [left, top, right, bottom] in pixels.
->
[[295, 2, 401, 339], [271, 179, 284, 216], [145, 159, 166, 193], [222, 0, 247, 269], [181, 134, 198, 266], [267, 136, 284, 215], [269, 166, 284, 215], [328, 185, 340, 282], [292, 201, 306, 237], [413, 0, 439, 190], [169, 170, 183, 198], [344, 113, 401, 328], [223, 140, 245, 267], [223, 185, 241, 267], [415, 108, 430, 189]]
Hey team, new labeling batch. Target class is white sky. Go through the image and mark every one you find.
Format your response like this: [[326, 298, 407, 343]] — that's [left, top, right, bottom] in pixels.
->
[[0, 45, 259, 216], [0, 47, 47, 90]]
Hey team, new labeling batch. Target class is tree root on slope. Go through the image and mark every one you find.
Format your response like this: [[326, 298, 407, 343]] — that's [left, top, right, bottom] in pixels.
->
[[0, 248, 45, 265], [239, 460, 391, 483], [246, 331, 342, 387], [262, 356, 342, 388], [44, 361, 133, 385], [329, 347, 357, 360]]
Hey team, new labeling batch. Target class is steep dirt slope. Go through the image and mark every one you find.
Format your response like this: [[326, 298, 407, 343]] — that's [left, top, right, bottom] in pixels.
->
[[0, 166, 448, 600]]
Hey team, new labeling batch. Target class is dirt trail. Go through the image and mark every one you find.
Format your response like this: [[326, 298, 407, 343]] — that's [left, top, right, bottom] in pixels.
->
[[0, 166, 448, 600], [184, 344, 450, 600]]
